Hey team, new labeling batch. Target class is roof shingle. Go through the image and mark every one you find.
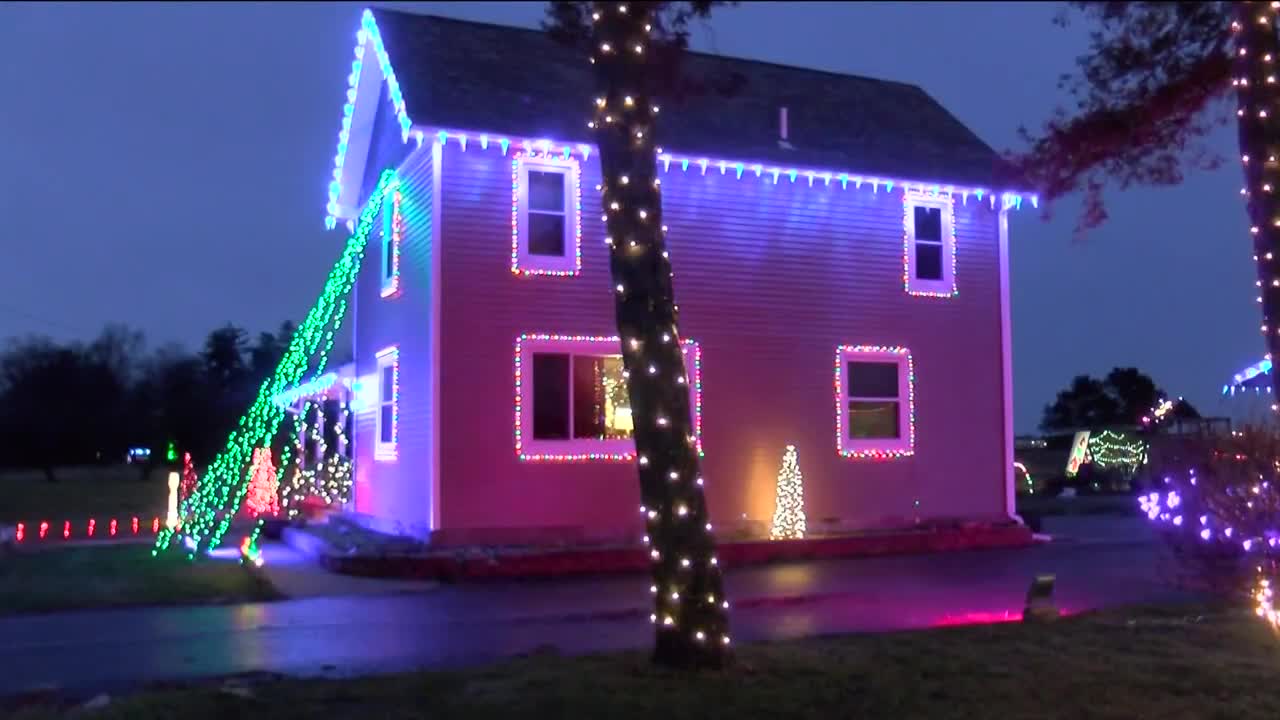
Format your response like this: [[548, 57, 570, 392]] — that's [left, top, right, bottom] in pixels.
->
[[368, 8, 1007, 189]]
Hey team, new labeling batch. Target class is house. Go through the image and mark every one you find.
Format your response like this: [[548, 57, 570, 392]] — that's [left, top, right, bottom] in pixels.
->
[[320, 7, 1031, 545], [1225, 356, 1273, 397]]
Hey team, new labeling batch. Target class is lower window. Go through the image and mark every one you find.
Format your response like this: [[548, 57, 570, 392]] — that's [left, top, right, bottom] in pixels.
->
[[515, 334, 702, 461], [374, 346, 398, 461], [835, 345, 914, 458]]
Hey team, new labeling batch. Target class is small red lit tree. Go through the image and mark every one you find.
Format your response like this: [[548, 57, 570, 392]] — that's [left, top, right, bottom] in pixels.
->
[[179, 452, 199, 504], [243, 448, 279, 518]]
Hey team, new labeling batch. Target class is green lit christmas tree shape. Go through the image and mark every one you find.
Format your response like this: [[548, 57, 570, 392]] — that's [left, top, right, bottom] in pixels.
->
[[155, 169, 399, 559], [1087, 430, 1148, 485]]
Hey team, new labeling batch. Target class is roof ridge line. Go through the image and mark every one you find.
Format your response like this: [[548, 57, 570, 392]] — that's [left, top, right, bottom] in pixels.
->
[[366, 6, 925, 93]]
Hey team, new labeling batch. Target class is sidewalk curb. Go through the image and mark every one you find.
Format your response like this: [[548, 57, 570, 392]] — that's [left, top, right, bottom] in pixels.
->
[[285, 524, 1035, 581]]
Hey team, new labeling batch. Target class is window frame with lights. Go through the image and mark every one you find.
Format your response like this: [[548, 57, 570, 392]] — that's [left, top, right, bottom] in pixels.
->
[[515, 335, 702, 461], [379, 186, 403, 298], [835, 346, 915, 458], [513, 154, 582, 276], [903, 192, 957, 297], [374, 346, 399, 461]]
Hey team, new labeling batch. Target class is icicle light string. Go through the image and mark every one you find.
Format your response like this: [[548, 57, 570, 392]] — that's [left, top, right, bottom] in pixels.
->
[[327, 10, 1034, 226]]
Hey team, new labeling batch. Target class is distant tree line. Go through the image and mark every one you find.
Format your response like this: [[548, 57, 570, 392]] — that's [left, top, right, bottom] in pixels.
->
[[1041, 367, 1200, 433], [0, 321, 316, 481]]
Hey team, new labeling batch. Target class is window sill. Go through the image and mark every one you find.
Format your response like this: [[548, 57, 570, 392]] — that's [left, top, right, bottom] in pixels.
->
[[517, 438, 635, 463]]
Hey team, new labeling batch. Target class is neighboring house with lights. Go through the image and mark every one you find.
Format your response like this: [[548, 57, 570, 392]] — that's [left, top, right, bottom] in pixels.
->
[[1225, 356, 1274, 399], [312, 8, 1032, 545]]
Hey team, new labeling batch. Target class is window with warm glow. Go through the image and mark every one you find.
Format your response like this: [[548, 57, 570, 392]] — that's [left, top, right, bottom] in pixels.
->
[[513, 155, 581, 276], [847, 361, 901, 438], [836, 346, 914, 458], [515, 335, 701, 461], [532, 352, 634, 440], [375, 347, 398, 460], [904, 194, 956, 297]]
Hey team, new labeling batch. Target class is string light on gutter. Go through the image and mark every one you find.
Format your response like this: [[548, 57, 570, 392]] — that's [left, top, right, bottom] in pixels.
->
[[424, 130, 1035, 210]]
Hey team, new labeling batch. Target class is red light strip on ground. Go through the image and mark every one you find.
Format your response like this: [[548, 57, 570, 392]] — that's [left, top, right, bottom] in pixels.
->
[[12, 516, 163, 544]]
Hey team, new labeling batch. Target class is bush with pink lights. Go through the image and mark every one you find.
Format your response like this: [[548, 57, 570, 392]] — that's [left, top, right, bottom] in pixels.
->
[[1139, 428, 1280, 626]]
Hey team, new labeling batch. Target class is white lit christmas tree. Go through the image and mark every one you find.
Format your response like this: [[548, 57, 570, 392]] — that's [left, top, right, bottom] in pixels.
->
[[770, 445, 807, 540]]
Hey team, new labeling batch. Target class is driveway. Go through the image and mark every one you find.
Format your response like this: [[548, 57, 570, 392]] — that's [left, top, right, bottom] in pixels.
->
[[0, 522, 1190, 699]]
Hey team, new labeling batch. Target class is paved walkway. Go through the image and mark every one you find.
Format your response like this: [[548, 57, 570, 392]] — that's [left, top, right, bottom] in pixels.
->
[[1040, 513, 1157, 545], [256, 542, 437, 598], [0, 525, 1193, 699]]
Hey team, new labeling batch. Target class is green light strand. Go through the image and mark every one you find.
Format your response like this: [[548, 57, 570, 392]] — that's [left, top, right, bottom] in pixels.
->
[[155, 170, 398, 558], [1088, 430, 1147, 472], [166, 285, 342, 553], [195, 279, 350, 552], [241, 518, 265, 566], [204, 296, 351, 555]]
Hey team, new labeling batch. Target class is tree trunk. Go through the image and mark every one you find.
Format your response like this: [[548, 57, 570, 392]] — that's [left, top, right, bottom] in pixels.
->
[[588, 1, 730, 668], [1235, 1, 1280, 412]]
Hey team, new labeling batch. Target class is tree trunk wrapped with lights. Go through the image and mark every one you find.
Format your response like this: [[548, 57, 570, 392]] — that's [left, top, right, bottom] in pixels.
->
[[1014, 2, 1280, 412], [586, 1, 730, 667], [1235, 1, 1280, 413]]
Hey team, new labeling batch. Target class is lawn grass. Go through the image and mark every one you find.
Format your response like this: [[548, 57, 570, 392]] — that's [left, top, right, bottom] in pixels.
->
[[0, 544, 280, 616], [0, 466, 167, 524], [11, 603, 1280, 719]]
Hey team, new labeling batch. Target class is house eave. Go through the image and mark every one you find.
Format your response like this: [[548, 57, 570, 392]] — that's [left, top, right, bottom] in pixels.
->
[[326, 9, 1038, 226], [411, 124, 1040, 211], [326, 8, 414, 229]]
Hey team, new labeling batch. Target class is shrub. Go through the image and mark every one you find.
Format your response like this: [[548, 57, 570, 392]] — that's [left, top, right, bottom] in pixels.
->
[[1141, 426, 1280, 623]]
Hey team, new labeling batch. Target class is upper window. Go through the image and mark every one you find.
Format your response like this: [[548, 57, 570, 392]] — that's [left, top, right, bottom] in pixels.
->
[[380, 189, 402, 297], [375, 346, 398, 461], [515, 335, 702, 461], [903, 193, 956, 297], [512, 155, 582, 277], [835, 345, 914, 459]]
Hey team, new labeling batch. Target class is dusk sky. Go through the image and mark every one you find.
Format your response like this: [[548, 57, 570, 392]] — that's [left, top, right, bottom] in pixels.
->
[[0, 2, 1259, 432]]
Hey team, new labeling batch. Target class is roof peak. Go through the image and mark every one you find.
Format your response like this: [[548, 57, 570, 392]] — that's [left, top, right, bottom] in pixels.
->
[[324, 6, 1020, 224]]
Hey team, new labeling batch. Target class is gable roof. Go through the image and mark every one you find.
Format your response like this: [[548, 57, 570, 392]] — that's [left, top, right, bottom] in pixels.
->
[[326, 7, 1024, 225]]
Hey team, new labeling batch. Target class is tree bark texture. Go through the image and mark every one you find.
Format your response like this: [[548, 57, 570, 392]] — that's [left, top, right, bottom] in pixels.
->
[[587, 0, 730, 668], [1235, 1, 1280, 412]]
